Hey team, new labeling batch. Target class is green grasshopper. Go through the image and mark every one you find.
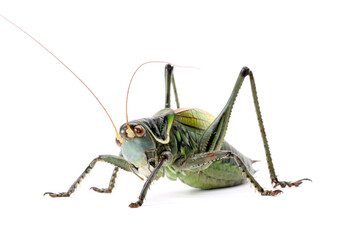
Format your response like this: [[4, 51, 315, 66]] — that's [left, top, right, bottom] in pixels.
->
[[44, 64, 310, 208], [1, 14, 310, 208]]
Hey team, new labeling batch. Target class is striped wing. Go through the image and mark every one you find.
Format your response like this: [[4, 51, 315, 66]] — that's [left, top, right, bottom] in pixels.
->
[[174, 108, 215, 131]]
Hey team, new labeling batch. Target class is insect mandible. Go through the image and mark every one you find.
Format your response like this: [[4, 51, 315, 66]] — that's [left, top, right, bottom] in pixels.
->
[[2, 15, 311, 208]]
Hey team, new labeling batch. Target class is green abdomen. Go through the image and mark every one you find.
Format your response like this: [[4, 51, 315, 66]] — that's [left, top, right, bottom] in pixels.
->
[[172, 108, 254, 189], [176, 141, 253, 189]]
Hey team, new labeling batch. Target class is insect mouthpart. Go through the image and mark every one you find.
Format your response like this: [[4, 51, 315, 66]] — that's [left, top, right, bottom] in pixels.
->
[[131, 163, 139, 171], [148, 159, 156, 168]]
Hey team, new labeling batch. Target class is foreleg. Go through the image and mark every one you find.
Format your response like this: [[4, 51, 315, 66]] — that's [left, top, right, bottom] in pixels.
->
[[129, 151, 170, 208], [44, 155, 133, 197], [90, 167, 119, 193]]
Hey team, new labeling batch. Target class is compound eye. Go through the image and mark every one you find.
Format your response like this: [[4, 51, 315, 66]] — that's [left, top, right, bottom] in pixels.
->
[[134, 125, 145, 137]]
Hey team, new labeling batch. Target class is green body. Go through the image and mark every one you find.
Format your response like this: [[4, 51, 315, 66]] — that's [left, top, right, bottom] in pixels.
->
[[5, 11, 308, 206], [45, 65, 309, 208], [163, 108, 254, 189]]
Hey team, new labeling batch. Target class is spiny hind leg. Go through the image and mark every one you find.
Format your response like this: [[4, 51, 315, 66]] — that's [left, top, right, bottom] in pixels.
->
[[198, 67, 310, 188], [180, 151, 282, 196], [44, 155, 133, 197], [164, 64, 180, 108], [247, 70, 311, 188], [272, 177, 312, 188], [90, 167, 119, 193]]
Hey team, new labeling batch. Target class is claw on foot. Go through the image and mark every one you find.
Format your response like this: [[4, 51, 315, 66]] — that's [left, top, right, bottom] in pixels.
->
[[129, 200, 143, 208], [43, 192, 70, 198], [273, 178, 312, 188], [90, 187, 112, 193], [261, 189, 282, 196]]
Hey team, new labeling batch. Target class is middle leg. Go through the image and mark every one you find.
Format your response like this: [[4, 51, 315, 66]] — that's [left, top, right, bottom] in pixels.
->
[[179, 150, 282, 196]]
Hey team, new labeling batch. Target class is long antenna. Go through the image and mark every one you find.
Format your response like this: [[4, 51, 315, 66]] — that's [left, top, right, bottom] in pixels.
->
[[0, 14, 120, 139]]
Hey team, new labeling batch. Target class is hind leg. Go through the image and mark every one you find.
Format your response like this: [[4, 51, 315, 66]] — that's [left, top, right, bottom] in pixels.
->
[[198, 67, 310, 188], [247, 70, 311, 187], [164, 64, 180, 108]]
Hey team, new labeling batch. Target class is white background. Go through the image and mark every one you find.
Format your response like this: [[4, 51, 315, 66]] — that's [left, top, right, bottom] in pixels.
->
[[0, 1, 359, 239]]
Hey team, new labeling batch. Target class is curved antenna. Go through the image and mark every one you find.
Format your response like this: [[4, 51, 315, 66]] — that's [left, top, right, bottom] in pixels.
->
[[125, 61, 199, 134], [1, 14, 120, 139]]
